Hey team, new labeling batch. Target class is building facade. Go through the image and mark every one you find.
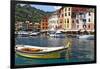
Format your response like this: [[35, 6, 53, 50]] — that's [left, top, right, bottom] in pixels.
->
[[72, 7, 88, 32], [15, 7, 94, 33], [33, 23, 40, 32], [22, 21, 29, 31], [15, 21, 23, 31], [48, 12, 59, 31], [27, 22, 34, 31], [40, 16, 48, 32], [58, 8, 64, 31], [85, 9, 94, 32], [63, 7, 72, 31]]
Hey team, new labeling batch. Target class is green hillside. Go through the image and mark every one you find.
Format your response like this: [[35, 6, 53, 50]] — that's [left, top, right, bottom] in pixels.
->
[[15, 4, 52, 23]]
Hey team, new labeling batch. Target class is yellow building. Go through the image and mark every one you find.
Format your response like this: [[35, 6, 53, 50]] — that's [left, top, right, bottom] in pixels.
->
[[58, 7, 72, 32], [63, 7, 72, 31]]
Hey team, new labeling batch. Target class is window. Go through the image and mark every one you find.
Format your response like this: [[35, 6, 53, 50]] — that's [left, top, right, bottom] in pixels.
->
[[60, 19, 62, 23], [68, 8, 70, 11], [89, 12, 91, 16], [83, 24, 87, 28], [72, 20, 74, 23], [68, 12, 70, 16], [67, 19, 69, 23], [76, 19, 79, 23], [65, 8, 67, 12], [65, 13, 67, 16], [62, 14, 63, 17], [88, 24, 90, 29], [46, 19, 47, 22], [88, 18, 90, 22], [46, 23, 48, 25]]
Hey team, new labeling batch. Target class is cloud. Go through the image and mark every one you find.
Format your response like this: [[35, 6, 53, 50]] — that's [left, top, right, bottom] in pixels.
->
[[54, 6, 61, 10], [20, 4, 26, 6]]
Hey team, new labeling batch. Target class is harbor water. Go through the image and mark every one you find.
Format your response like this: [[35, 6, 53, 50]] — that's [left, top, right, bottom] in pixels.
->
[[15, 35, 94, 65]]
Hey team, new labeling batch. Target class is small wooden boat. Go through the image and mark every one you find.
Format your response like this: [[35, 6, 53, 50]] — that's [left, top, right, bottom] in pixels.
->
[[15, 42, 71, 59]]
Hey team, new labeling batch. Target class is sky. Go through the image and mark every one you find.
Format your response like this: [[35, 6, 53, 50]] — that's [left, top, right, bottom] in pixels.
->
[[20, 4, 61, 12]]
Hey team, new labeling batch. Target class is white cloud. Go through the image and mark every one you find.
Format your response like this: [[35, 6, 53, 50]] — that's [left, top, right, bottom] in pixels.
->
[[20, 4, 26, 6], [54, 6, 62, 10]]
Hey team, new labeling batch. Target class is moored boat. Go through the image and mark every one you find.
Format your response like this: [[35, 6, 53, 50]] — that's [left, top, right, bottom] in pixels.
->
[[48, 31, 56, 37], [29, 32, 39, 36], [77, 35, 94, 40], [16, 31, 29, 37], [49, 30, 65, 38], [15, 41, 71, 59]]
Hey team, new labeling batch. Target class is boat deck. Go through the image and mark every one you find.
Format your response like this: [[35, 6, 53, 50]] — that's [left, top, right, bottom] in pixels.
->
[[15, 45, 66, 53]]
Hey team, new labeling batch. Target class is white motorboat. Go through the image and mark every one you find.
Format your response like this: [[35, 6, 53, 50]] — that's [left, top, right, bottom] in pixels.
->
[[77, 35, 94, 40]]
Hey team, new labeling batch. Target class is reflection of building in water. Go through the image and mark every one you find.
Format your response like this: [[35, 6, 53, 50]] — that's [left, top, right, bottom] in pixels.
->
[[63, 39, 72, 59]]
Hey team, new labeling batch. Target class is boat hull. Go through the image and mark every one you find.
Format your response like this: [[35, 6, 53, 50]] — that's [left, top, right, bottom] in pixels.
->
[[16, 50, 66, 59], [16, 50, 67, 59], [15, 47, 67, 59]]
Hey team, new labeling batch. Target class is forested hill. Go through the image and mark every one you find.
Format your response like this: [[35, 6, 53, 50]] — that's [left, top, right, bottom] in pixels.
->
[[15, 4, 52, 23]]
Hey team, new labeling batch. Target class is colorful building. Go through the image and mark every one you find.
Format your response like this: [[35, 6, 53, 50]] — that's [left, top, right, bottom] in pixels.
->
[[33, 23, 40, 32], [48, 12, 59, 31], [15, 21, 23, 31], [85, 8, 94, 32], [58, 8, 64, 31], [63, 7, 72, 31], [72, 7, 88, 32], [15, 7, 94, 34], [22, 21, 29, 31], [27, 22, 34, 31], [40, 16, 48, 32]]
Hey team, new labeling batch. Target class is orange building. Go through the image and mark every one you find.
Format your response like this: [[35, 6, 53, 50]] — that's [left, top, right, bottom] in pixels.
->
[[40, 16, 48, 32]]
